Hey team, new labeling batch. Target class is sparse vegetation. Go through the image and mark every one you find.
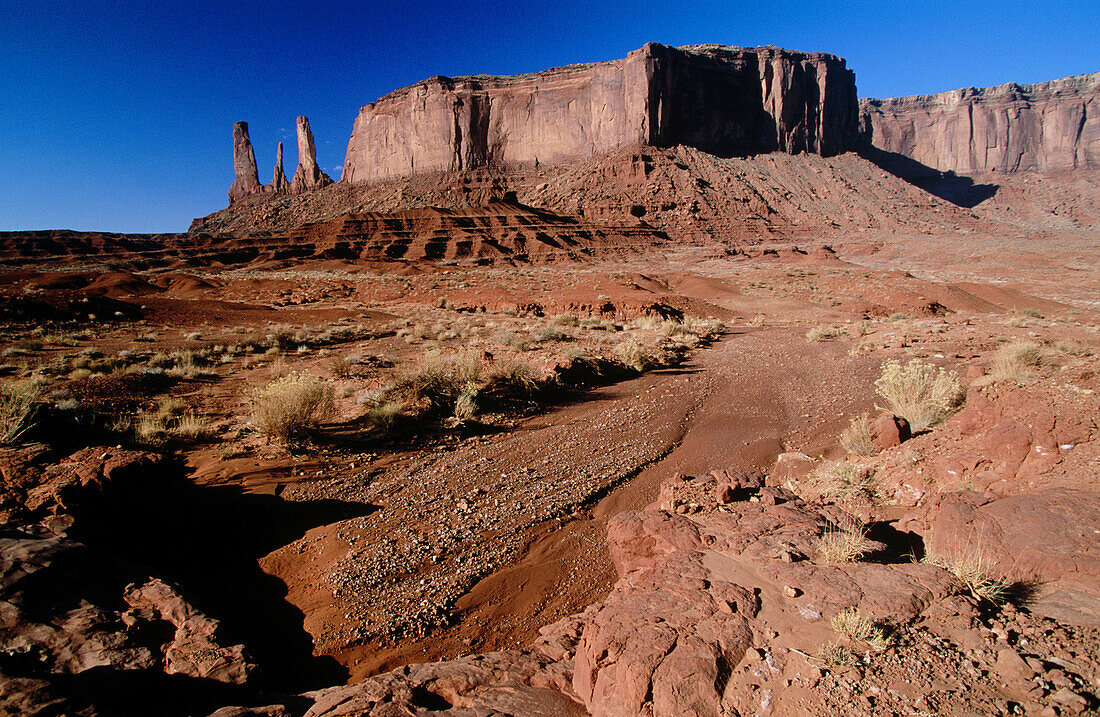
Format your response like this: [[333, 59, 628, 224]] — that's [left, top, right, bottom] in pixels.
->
[[924, 549, 1010, 604], [388, 351, 483, 412], [989, 340, 1050, 382], [613, 339, 655, 371], [809, 460, 877, 503], [839, 413, 880, 456], [0, 381, 38, 444], [831, 608, 889, 650], [874, 358, 962, 433], [806, 325, 846, 342], [252, 372, 336, 440], [819, 642, 859, 668], [816, 519, 871, 564]]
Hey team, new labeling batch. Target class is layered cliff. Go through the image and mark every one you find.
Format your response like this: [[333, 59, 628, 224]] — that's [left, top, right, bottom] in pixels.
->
[[860, 71, 1100, 176], [342, 43, 859, 184]]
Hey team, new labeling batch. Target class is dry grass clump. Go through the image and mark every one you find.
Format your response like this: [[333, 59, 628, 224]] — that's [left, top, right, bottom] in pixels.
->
[[135, 413, 168, 445], [484, 358, 541, 395], [0, 381, 38, 444], [989, 340, 1051, 382], [839, 413, 879, 456], [806, 325, 846, 342], [174, 412, 210, 440], [831, 608, 889, 650], [388, 351, 483, 412], [810, 461, 877, 503], [819, 642, 858, 668], [874, 358, 962, 433], [252, 372, 335, 440], [924, 549, 1010, 604], [816, 518, 871, 564], [1055, 340, 1092, 357], [364, 400, 405, 435], [613, 339, 656, 371]]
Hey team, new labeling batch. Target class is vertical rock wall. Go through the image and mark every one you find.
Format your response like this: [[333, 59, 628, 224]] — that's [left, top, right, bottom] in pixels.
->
[[341, 43, 859, 184], [860, 72, 1100, 175]]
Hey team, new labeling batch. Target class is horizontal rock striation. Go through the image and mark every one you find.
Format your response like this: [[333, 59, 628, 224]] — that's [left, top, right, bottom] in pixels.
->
[[342, 43, 859, 184], [860, 71, 1100, 176]]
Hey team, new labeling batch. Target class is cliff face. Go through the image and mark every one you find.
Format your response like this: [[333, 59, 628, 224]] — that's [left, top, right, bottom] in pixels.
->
[[342, 43, 858, 184], [860, 72, 1100, 176]]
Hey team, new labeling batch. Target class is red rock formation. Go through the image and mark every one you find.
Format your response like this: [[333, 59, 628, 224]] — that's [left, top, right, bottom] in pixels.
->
[[228, 121, 263, 203], [342, 43, 859, 184], [860, 72, 1100, 175], [290, 115, 334, 194], [270, 142, 289, 194]]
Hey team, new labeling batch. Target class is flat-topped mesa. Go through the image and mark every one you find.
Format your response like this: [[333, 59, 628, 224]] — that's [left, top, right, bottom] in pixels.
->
[[270, 142, 289, 194], [860, 71, 1100, 175], [290, 115, 334, 193], [228, 121, 263, 203], [342, 42, 859, 184]]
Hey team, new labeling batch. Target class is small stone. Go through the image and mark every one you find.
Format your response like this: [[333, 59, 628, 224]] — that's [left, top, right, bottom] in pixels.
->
[[784, 585, 801, 598]]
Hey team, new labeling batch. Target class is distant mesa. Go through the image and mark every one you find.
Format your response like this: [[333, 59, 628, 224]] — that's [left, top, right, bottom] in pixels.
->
[[860, 71, 1100, 176]]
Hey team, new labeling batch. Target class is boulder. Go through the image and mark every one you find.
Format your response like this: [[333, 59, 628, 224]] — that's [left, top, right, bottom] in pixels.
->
[[871, 412, 911, 449]]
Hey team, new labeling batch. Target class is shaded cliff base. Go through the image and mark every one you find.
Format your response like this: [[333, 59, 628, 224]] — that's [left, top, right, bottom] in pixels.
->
[[192, 146, 1100, 251]]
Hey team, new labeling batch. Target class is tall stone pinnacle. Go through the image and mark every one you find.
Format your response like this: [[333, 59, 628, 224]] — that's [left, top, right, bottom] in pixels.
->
[[270, 142, 289, 193], [290, 115, 334, 194], [228, 121, 262, 203]]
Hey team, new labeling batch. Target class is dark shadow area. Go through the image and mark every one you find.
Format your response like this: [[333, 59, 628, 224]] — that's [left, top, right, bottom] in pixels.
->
[[864, 520, 926, 565], [859, 146, 999, 208], [65, 462, 377, 693], [7, 667, 313, 717]]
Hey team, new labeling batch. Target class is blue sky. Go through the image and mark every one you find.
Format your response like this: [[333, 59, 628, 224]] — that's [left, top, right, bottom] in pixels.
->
[[2, 0, 1096, 233]]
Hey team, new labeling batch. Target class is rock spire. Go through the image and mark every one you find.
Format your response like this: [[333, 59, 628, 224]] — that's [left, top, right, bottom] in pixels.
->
[[290, 115, 334, 193], [270, 142, 289, 193], [227, 121, 262, 203]]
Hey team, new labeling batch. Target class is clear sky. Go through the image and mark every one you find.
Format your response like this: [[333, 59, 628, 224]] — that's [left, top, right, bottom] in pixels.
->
[[2, 0, 1096, 233]]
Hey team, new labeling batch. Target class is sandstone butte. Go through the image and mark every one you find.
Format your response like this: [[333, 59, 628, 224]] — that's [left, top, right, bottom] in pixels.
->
[[340, 43, 860, 184], [860, 71, 1100, 176]]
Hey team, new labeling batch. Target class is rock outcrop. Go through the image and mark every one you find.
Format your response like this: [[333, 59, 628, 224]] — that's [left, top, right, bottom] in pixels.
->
[[342, 43, 859, 184], [270, 142, 289, 194], [290, 116, 334, 194], [228, 121, 263, 203], [860, 71, 1100, 176]]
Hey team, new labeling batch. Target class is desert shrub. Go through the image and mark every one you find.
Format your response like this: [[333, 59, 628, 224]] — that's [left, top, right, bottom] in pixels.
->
[[174, 412, 210, 440], [806, 325, 846, 342], [533, 326, 569, 343], [0, 381, 38, 444], [552, 313, 579, 327], [874, 359, 962, 432], [483, 358, 541, 396], [818, 642, 858, 668], [816, 519, 870, 564], [810, 460, 877, 502], [453, 383, 479, 420], [613, 339, 655, 371], [388, 351, 482, 412], [924, 549, 1009, 604], [1056, 341, 1092, 357], [135, 413, 168, 445], [840, 413, 880, 456], [365, 401, 404, 434], [831, 608, 889, 650], [989, 340, 1050, 382], [252, 372, 336, 440]]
